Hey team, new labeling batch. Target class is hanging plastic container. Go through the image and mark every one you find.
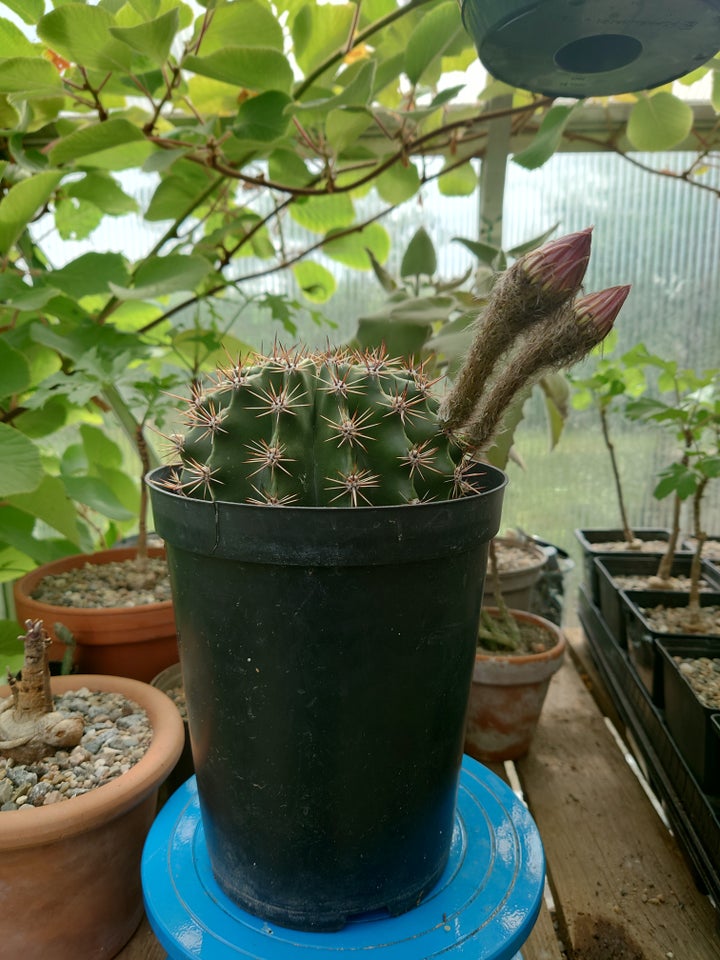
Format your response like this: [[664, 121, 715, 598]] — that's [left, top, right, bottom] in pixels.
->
[[460, 0, 720, 97]]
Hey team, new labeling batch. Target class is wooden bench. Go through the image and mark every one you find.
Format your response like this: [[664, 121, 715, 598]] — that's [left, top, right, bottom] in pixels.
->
[[119, 629, 719, 959]]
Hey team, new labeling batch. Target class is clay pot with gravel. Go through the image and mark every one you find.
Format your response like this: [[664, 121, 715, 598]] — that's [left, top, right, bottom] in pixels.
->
[[464, 606, 566, 762], [0, 620, 184, 960], [12, 546, 178, 683]]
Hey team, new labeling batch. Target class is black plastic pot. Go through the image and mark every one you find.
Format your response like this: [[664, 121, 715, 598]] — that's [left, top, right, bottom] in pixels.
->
[[595, 555, 720, 649], [574, 528, 676, 605], [147, 464, 506, 932], [621, 589, 720, 706], [659, 639, 720, 795]]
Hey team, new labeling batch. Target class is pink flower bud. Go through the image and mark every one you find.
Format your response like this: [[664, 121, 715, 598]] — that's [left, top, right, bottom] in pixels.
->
[[521, 227, 593, 298], [574, 285, 631, 339]]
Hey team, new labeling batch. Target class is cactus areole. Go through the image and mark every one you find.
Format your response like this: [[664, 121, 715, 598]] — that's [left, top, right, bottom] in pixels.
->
[[146, 229, 628, 931]]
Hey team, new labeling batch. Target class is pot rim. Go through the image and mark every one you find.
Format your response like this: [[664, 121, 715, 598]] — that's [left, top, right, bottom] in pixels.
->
[[476, 607, 566, 666], [12, 547, 173, 618], [0, 674, 184, 848]]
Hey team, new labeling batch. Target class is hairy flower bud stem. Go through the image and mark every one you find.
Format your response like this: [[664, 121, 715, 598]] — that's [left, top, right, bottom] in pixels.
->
[[460, 284, 630, 454], [439, 228, 593, 431]]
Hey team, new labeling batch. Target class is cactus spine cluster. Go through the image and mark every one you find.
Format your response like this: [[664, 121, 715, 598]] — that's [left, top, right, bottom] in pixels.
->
[[159, 229, 631, 508]]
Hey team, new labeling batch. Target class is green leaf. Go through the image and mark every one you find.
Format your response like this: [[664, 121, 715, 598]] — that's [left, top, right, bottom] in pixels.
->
[[292, 261, 337, 303], [110, 7, 179, 64], [438, 161, 477, 196], [0, 424, 42, 497], [0, 621, 24, 678], [0, 21, 40, 58], [184, 48, 293, 93], [326, 108, 373, 155], [712, 67, 720, 113], [233, 91, 292, 142], [375, 163, 421, 204], [54, 196, 103, 241], [323, 223, 390, 269], [405, 1, 463, 85], [38, 3, 132, 72], [0, 505, 77, 565], [109, 254, 212, 299], [268, 149, 312, 187], [62, 475, 135, 521], [0, 170, 63, 255], [49, 252, 130, 299], [81, 424, 124, 470], [0, 547, 36, 585], [0, 338, 31, 398], [506, 223, 560, 259], [2, 0, 45, 25], [0, 273, 52, 310], [66, 172, 139, 215], [401, 228, 437, 278], [49, 118, 145, 165], [197, 0, 284, 53], [289, 193, 354, 233], [0, 58, 63, 98], [627, 93, 694, 150], [513, 104, 578, 170], [291, 2, 355, 76], [452, 236, 502, 269]]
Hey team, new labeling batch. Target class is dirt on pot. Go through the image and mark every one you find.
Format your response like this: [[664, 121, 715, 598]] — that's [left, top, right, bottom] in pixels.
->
[[0, 689, 151, 811], [30, 557, 171, 608], [673, 655, 720, 709], [640, 604, 720, 636]]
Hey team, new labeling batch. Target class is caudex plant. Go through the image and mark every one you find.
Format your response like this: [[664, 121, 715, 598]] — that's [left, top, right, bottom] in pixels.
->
[[155, 228, 630, 514], [0, 620, 83, 765]]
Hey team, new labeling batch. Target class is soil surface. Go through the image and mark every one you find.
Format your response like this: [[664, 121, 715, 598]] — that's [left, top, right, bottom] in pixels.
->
[[492, 539, 545, 572], [640, 603, 720, 635], [31, 557, 171, 608], [685, 537, 720, 561], [589, 540, 670, 554], [0, 689, 150, 811], [673, 655, 720, 709], [612, 574, 714, 593]]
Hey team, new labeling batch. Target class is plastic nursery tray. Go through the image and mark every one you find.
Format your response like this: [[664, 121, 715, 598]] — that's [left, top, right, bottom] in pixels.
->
[[620, 589, 720, 707], [659, 639, 720, 794], [594, 555, 720, 651], [578, 586, 720, 921], [574, 528, 675, 605]]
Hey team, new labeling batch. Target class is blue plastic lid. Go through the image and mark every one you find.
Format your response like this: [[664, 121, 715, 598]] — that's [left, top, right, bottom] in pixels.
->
[[142, 756, 542, 959]]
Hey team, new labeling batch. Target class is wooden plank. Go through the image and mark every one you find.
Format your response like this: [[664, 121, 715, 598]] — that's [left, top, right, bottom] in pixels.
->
[[116, 917, 165, 960], [482, 761, 564, 960], [564, 627, 626, 733], [516, 659, 719, 959]]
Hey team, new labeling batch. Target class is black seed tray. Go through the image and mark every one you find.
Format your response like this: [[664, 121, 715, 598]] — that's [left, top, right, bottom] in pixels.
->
[[578, 586, 720, 923]]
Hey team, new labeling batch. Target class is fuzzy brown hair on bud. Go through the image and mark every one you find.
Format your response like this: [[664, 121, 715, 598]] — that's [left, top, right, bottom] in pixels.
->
[[460, 283, 630, 454], [438, 227, 593, 431]]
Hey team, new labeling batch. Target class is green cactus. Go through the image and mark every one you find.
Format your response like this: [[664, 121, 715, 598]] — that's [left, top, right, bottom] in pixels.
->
[[160, 346, 470, 507], [158, 230, 631, 508]]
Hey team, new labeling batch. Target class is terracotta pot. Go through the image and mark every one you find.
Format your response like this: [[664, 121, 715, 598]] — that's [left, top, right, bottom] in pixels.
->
[[0, 673, 185, 960], [464, 608, 566, 762], [483, 537, 547, 611], [151, 662, 194, 800], [12, 548, 178, 683]]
